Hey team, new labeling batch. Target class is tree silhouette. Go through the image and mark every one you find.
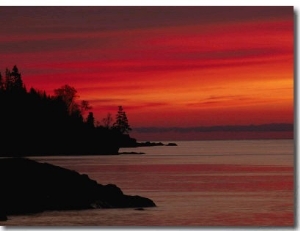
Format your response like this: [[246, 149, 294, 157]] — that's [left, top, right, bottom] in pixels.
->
[[102, 113, 114, 129], [80, 100, 92, 115], [86, 112, 95, 128], [0, 72, 4, 91], [113, 106, 132, 134], [2, 65, 25, 93], [54, 85, 79, 114], [10, 65, 23, 91]]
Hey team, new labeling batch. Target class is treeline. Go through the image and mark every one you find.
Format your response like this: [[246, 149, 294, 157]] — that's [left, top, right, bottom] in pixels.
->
[[0, 66, 134, 156]]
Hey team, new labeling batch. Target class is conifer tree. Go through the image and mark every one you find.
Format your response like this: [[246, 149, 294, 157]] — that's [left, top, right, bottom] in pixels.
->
[[10, 65, 23, 90], [0, 72, 3, 91], [113, 106, 132, 134], [2, 66, 24, 92], [86, 112, 95, 128], [5, 68, 12, 91]]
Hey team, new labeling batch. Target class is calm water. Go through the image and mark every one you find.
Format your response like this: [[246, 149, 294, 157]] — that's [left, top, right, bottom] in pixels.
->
[[1, 140, 294, 227]]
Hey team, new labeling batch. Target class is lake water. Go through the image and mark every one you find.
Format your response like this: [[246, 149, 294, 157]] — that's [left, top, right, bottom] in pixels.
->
[[1, 140, 295, 227]]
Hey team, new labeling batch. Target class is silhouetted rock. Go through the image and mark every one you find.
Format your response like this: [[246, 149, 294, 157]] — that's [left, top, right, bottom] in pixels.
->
[[119, 152, 145, 155], [119, 134, 138, 147], [0, 158, 156, 221], [137, 141, 164, 147], [118, 136, 178, 148], [135, 141, 178, 147], [166, 143, 178, 146], [0, 211, 7, 221]]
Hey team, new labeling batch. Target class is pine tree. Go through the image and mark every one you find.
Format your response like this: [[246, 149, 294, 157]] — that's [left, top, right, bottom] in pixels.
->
[[10, 65, 23, 90], [0, 72, 3, 91], [3, 66, 24, 92], [113, 106, 132, 134], [86, 112, 95, 128], [5, 68, 12, 91]]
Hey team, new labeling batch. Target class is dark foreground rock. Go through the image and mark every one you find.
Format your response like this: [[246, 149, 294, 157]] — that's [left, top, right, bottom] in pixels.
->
[[0, 212, 7, 221], [119, 152, 145, 155], [166, 143, 178, 146], [0, 158, 156, 220]]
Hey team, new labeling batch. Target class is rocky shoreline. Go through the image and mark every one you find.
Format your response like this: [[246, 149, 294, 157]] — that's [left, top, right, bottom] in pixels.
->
[[0, 158, 156, 222], [136, 141, 178, 147]]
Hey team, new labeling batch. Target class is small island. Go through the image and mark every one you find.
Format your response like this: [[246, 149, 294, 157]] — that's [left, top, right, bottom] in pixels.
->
[[119, 136, 178, 148], [137, 141, 178, 147], [0, 158, 156, 222]]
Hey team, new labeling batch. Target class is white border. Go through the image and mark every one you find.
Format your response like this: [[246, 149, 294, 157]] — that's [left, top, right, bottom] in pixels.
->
[[0, 1, 298, 231], [0, 0, 298, 6]]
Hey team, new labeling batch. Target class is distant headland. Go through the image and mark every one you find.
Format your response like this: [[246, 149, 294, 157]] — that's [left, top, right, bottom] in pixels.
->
[[0, 65, 155, 157]]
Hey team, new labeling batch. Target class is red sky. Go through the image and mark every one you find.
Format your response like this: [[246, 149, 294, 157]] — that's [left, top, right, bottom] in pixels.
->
[[0, 6, 294, 140]]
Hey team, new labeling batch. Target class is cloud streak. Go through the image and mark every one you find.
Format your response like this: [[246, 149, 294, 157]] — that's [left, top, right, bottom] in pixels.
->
[[0, 6, 294, 139]]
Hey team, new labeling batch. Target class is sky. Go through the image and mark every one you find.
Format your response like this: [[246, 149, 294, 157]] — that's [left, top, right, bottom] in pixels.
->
[[0, 5, 294, 140]]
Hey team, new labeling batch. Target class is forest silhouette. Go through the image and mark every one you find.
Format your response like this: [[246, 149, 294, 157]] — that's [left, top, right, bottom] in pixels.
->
[[0, 66, 135, 156]]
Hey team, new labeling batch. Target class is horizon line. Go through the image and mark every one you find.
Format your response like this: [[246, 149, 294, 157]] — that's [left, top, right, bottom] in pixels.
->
[[133, 123, 294, 133]]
